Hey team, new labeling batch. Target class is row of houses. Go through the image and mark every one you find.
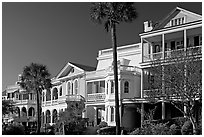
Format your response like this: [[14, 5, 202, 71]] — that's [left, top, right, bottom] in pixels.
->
[[3, 7, 202, 130]]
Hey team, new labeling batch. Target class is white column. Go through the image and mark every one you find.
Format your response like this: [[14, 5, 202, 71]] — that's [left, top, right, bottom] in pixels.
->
[[51, 88, 53, 105], [184, 29, 187, 51], [162, 34, 165, 59], [141, 69, 144, 98], [141, 38, 144, 62], [162, 102, 165, 120]]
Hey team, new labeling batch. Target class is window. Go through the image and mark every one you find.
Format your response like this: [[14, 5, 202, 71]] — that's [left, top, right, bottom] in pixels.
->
[[111, 81, 114, 94], [124, 81, 129, 93], [110, 107, 114, 122], [67, 82, 71, 95], [106, 108, 108, 121], [59, 86, 62, 96], [74, 80, 78, 94]]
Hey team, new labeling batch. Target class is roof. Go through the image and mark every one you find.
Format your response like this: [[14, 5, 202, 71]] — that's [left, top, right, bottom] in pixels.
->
[[153, 6, 202, 31], [2, 90, 7, 96], [70, 62, 96, 71]]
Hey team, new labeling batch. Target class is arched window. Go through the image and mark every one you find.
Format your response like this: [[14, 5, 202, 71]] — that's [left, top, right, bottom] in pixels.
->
[[124, 81, 129, 93], [16, 107, 20, 118], [74, 80, 78, 94], [110, 107, 114, 122], [46, 89, 51, 101], [46, 110, 51, 123], [59, 86, 62, 96], [52, 88, 58, 100], [111, 81, 114, 94], [22, 107, 27, 117], [67, 81, 71, 95], [28, 107, 35, 117], [52, 109, 58, 123]]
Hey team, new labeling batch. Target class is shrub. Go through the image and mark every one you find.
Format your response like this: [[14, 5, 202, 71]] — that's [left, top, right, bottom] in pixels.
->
[[130, 121, 170, 135], [169, 124, 181, 135], [2, 123, 25, 135], [97, 126, 116, 135], [181, 120, 193, 135], [98, 121, 108, 128]]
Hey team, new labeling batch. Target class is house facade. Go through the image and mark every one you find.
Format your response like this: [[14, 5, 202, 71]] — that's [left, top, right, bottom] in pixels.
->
[[4, 74, 37, 131], [140, 7, 202, 124]]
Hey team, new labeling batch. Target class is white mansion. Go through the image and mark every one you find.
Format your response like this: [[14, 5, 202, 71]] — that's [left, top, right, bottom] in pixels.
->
[[4, 7, 202, 130]]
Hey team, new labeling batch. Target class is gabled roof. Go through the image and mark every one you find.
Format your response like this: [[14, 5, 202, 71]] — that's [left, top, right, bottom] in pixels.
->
[[2, 90, 7, 96], [55, 61, 96, 79], [69, 62, 96, 71], [153, 7, 202, 30]]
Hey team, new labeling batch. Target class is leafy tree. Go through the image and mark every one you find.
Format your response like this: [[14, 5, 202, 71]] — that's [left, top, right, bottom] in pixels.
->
[[19, 63, 52, 134], [2, 100, 16, 116], [145, 50, 202, 134], [55, 100, 85, 135], [90, 2, 137, 134]]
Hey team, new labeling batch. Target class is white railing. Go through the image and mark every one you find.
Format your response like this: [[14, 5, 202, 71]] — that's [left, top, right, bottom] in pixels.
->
[[87, 93, 106, 102], [66, 94, 85, 101], [14, 99, 36, 104], [119, 65, 141, 73], [143, 46, 202, 62]]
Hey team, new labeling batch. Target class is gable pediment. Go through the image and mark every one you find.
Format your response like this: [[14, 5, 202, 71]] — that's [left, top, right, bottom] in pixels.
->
[[55, 62, 84, 79], [154, 7, 202, 30]]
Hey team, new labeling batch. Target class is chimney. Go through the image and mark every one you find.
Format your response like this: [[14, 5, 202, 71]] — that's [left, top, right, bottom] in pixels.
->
[[144, 21, 153, 32]]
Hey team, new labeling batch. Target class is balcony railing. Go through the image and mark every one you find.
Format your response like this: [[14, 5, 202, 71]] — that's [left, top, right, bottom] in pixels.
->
[[143, 46, 202, 62], [87, 93, 106, 102], [14, 99, 36, 104], [119, 65, 141, 73], [66, 94, 85, 101]]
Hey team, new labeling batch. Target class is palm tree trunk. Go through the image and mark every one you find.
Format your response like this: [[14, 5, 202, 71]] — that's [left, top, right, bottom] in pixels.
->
[[36, 89, 41, 134], [111, 22, 121, 135]]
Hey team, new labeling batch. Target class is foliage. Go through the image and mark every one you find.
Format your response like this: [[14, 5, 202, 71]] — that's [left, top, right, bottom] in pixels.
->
[[98, 121, 108, 128], [181, 120, 193, 135], [55, 100, 86, 135], [90, 2, 137, 32], [20, 63, 52, 134], [97, 126, 116, 135], [145, 51, 202, 134], [129, 120, 179, 135], [2, 123, 25, 135], [2, 100, 16, 116]]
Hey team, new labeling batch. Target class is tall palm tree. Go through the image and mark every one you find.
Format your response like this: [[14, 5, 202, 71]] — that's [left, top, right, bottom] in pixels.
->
[[20, 63, 52, 134], [90, 2, 137, 134]]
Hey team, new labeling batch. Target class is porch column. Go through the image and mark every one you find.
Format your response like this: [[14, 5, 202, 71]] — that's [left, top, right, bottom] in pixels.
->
[[141, 103, 144, 127], [162, 34, 165, 59], [44, 91, 46, 106], [162, 101, 165, 120], [141, 38, 143, 62], [184, 29, 187, 51], [184, 105, 187, 117], [141, 69, 144, 98], [94, 107, 98, 126], [51, 88, 53, 105]]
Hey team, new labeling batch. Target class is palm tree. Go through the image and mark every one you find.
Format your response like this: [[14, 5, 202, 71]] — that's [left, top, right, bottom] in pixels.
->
[[20, 63, 52, 134], [90, 2, 137, 134]]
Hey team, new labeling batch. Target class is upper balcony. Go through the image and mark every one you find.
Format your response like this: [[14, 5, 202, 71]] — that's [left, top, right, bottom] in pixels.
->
[[42, 94, 85, 107], [141, 25, 202, 66], [86, 80, 105, 102]]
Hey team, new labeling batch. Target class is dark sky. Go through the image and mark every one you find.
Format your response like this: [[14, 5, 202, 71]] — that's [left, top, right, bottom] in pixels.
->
[[2, 2, 202, 91]]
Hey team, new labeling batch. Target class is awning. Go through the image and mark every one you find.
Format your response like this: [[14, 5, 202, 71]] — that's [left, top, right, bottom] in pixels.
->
[[6, 89, 18, 93]]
